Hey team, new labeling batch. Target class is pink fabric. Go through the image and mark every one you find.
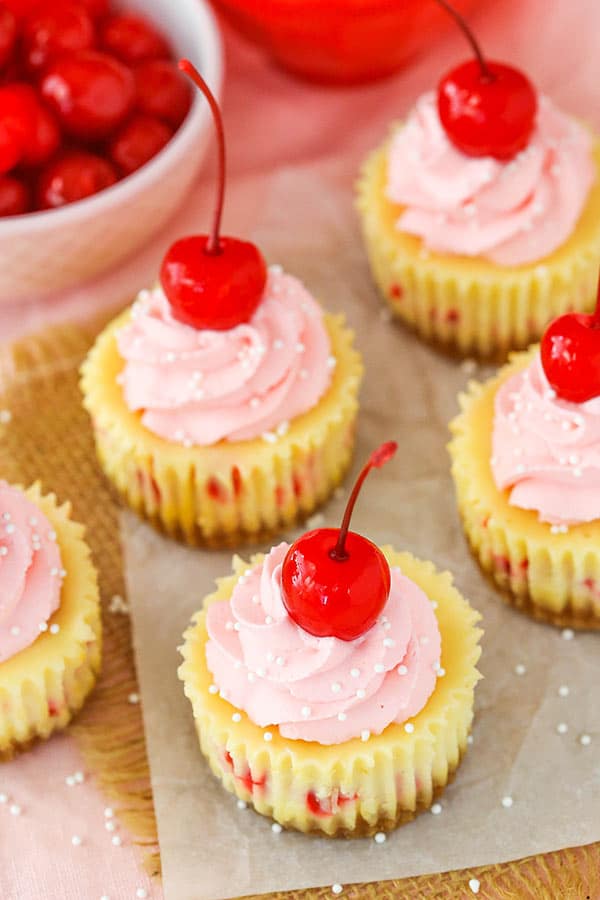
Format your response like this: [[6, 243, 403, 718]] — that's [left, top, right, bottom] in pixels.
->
[[1, 2, 600, 894]]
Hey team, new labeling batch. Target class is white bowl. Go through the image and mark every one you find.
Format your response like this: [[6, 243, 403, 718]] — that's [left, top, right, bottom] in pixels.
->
[[0, 0, 223, 306]]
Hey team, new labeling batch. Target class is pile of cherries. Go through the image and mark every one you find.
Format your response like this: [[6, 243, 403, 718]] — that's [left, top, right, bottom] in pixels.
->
[[0, 0, 191, 217]]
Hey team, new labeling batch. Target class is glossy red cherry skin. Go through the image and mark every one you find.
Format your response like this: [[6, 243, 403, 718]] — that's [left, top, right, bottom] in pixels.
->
[[108, 113, 172, 175], [40, 50, 135, 141], [0, 174, 29, 216], [100, 13, 169, 64], [160, 236, 267, 331], [134, 60, 191, 128], [36, 150, 117, 209], [541, 313, 600, 404], [22, 3, 95, 73], [77, 0, 109, 18], [281, 529, 391, 641], [0, 84, 34, 173], [6, 85, 61, 167], [0, 5, 17, 68], [2, 0, 41, 22], [438, 59, 538, 161]]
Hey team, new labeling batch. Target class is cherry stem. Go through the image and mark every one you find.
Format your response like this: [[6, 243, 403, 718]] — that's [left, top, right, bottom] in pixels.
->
[[330, 442, 398, 562], [179, 59, 225, 256], [434, 0, 492, 81]]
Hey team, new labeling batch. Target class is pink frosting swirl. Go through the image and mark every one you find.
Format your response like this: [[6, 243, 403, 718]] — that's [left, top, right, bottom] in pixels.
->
[[116, 268, 334, 446], [0, 482, 62, 664], [492, 355, 600, 525], [386, 92, 594, 266], [205, 543, 441, 745]]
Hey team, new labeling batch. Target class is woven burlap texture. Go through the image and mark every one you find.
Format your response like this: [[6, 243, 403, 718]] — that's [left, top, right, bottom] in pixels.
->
[[0, 322, 598, 899]]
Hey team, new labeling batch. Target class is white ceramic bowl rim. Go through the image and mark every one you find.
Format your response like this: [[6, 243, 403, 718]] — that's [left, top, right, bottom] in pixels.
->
[[0, 0, 223, 236]]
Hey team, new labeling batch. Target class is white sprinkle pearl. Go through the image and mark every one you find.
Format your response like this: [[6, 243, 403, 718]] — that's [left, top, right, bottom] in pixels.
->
[[383, 638, 395, 648], [558, 685, 569, 698], [430, 803, 442, 815], [331, 682, 341, 693], [0, 410, 12, 424], [374, 663, 385, 674], [374, 832, 387, 844], [360, 730, 370, 742], [501, 796, 513, 808], [105, 821, 116, 832], [514, 664, 526, 676], [562, 628, 574, 640], [265, 616, 273, 625], [232, 713, 242, 723], [397, 665, 408, 676], [237, 800, 247, 809], [557, 722, 568, 735], [104, 807, 114, 819], [332, 885, 343, 895], [128, 693, 140, 705], [337, 712, 347, 722], [136, 890, 148, 900], [0, 793, 7, 803], [356, 689, 366, 699], [111, 836, 122, 847], [580, 733, 592, 746], [10, 804, 21, 816], [208, 685, 218, 694], [0, 546, 7, 556], [469, 879, 480, 895], [276, 656, 284, 666], [271, 823, 282, 834], [49, 624, 60, 634], [404, 723, 414, 734], [71, 835, 82, 847], [301, 706, 311, 717], [350, 668, 360, 678], [263, 732, 273, 742]]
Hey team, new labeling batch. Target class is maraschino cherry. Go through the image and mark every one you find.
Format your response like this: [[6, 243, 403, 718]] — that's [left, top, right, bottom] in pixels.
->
[[281, 442, 397, 642], [160, 59, 267, 331], [541, 273, 600, 404], [435, 0, 537, 161]]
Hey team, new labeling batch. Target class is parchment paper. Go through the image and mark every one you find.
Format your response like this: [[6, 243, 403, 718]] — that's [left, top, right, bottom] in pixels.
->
[[124, 164, 600, 900]]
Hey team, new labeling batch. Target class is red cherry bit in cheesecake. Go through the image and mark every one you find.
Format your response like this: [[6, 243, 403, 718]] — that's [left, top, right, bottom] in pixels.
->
[[281, 441, 397, 641], [541, 271, 600, 404], [435, 0, 537, 161], [159, 59, 267, 332]]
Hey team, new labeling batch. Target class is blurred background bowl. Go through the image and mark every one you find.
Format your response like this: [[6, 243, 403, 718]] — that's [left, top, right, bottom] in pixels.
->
[[0, 0, 223, 306], [213, 0, 479, 85]]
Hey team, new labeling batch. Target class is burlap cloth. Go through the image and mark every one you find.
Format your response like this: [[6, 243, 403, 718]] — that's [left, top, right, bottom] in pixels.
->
[[0, 313, 598, 898]]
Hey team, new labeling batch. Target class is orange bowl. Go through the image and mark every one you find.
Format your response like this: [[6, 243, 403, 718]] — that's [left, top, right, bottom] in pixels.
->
[[213, 0, 481, 84]]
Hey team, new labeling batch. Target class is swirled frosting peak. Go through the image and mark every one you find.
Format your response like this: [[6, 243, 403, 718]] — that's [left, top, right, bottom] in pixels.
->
[[492, 355, 600, 525], [0, 482, 62, 663], [205, 543, 442, 745], [386, 92, 594, 266], [116, 268, 334, 446]]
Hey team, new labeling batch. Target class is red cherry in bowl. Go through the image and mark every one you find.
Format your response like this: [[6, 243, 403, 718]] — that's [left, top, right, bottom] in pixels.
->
[[435, 0, 537, 161], [134, 60, 191, 128], [0, 5, 17, 68], [541, 276, 600, 404], [160, 60, 267, 331], [100, 13, 170, 65], [0, 84, 35, 173], [109, 113, 172, 176], [37, 150, 117, 209], [41, 50, 135, 141], [8, 85, 61, 167], [0, 175, 30, 216], [281, 442, 398, 641], [22, 3, 95, 73]]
